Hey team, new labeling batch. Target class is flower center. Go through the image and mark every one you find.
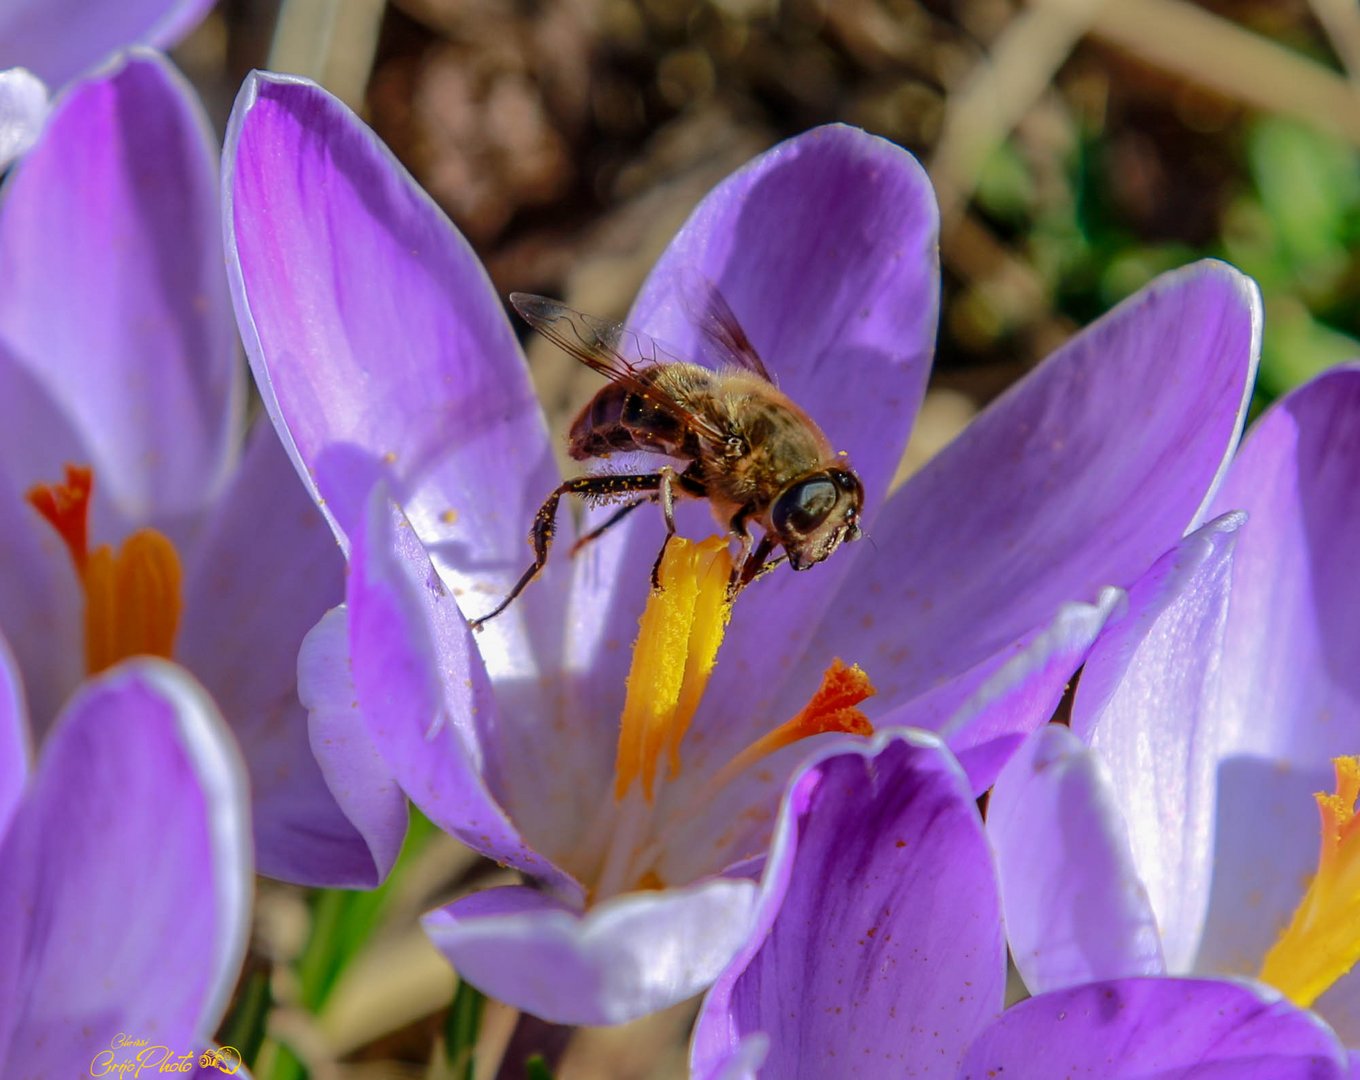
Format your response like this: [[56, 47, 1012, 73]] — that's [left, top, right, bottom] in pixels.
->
[[27, 465, 183, 675], [613, 534, 875, 804], [1257, 756, 1360, 1007], [591, 534, 876, 899]]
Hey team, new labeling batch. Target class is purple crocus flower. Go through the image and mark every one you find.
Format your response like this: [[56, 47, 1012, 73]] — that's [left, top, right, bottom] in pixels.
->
[[0, 50, 402, 888], [0, 641, 252, 1078], [223, 71, 1260, 1023], [989, 365, 1360, 1049], [692, 731, 1353, 1078]]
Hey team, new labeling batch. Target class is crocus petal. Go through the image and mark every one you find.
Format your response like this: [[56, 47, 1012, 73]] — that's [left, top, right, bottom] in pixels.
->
[[572, 125, 940, 742], [883, 586, 1125, 792], [0, 67, 45, 170], [0, 2, 213, 87], [423, 878, 758, 1026], [0, 49, 239, 530], [0, 660, 252, 1076], [346, 487, 574, 896], [223, 72, 571, 699], [178, 421, 367, 886], [803, 261, 1259, 743], [1315, 970, 1360, 1049], [694, 731, 1005, 1079], [1204, 365, 1360, 767], [1072, 512, 1243, 973], [989, 724, 1163, 994], [957, 978, 1349, 1080], [0, 631, 29, 835], [298, 606, 408, 885], [0, 469, 81, 728]]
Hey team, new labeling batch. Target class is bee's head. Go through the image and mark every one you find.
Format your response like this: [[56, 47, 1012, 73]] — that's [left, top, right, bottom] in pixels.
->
[[770, 466, 864, 571]]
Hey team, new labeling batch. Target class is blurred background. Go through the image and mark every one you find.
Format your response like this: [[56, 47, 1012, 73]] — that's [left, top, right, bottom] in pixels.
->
[[166, 1, 1360, 1076]]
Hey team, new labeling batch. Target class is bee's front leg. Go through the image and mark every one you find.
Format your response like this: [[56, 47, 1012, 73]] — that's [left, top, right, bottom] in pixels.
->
[[729, 527, 776, 600]]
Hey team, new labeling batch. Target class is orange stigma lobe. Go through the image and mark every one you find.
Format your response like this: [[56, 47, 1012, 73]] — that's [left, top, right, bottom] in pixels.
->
[[27, 466, 183, 675], [27, 464, 93, 572], [711, 658, 876, 791]]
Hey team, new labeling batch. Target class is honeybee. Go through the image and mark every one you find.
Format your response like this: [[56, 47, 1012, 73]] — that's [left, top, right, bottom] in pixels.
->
[[470, 277, 864, 630]]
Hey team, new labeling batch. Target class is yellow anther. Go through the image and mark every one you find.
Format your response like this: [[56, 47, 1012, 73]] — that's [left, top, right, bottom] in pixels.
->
[[1258, 756, 1360, 1007]]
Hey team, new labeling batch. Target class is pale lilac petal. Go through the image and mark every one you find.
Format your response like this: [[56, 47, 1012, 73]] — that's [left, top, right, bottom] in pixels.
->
[[223, 73, 571, 707], [804, 261, 1260, 741], [0, 67, 46, 170], [695, 1036, 768, 1080], [571, 125, 940, 748], [694, 732, 1005, 1079], [0, 4, 213, 87], [0, 49, 239, 529], [989, 724, 1163, 993], [298, 606, 407, 886], [0, 631, 29, 835], [179, 421, 364, 886], [0, 660, 251, 1076], [886, 587, 1125, 792], [0, 469, 81, 729], [347, 487, 575, 895], [1315, 969, 1360, 1049], [1105, 368, 1360, 984], [654, 577, 1112, 879], [957, 978, 1349, 1080], [1205, 365, 1360, 767], [424, 878, 758, 1026], [1072, 513, 1243, 972]]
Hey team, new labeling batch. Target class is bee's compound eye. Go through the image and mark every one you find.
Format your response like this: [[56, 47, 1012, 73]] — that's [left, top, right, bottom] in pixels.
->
[[772, 477, 838, 536]]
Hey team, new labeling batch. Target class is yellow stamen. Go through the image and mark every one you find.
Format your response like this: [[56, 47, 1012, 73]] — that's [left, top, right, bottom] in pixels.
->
[[1258, 756, 1360, 1007], [27, 468, 183, 675], [615, 536, 733, 803], [708, 658, 876, 793]]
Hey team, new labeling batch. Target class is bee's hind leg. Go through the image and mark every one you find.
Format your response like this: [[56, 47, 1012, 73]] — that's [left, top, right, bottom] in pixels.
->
[[470, 472, 663, 631], [569, 497, 650, 557]]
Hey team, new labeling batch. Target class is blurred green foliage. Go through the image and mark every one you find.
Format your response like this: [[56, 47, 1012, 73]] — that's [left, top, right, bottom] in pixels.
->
[[976, 113, 1360, 409]]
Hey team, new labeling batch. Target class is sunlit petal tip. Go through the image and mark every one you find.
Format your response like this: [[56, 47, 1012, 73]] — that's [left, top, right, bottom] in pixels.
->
[[0, 68, 47, 170], [223, 70, 554, 566], [423, 879, 760, 1026]]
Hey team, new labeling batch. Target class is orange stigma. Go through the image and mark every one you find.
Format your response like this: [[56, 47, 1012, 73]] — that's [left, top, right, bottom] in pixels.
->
[[27, 466, 183, 675], [27, 464, 93, 573], [709, 658, 875, 792]]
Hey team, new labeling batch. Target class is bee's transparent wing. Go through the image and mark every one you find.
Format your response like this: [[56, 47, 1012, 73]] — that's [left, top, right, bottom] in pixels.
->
[[509, 292, 730, 445], [676, 268, 775, 383]]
